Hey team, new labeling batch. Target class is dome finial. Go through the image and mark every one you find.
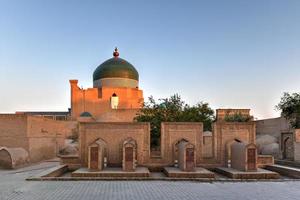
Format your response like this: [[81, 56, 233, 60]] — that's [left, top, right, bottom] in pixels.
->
[[113, 47, 119, 58]]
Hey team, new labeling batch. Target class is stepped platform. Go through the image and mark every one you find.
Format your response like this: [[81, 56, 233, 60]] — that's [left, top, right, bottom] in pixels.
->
[[275, 160, 300, 168], [215, 167, 280, 179], [265, 164, 300, 178], [71, 167, 150, 178], [163, 167, 215, 178]]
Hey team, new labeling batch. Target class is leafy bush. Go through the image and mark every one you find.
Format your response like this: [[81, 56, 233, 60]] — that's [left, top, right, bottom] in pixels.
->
[[224, 112, 251, 122], [276, 92, 300, 128]]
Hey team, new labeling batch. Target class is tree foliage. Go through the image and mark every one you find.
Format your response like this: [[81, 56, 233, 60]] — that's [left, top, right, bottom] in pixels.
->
[[276, 92, 300, 128], [134, 94, 215, 147], [224, 112, 251, 122]]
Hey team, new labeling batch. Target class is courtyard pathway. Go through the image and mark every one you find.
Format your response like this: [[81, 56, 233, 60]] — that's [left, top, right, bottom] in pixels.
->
[[1, 162, 300, 200]]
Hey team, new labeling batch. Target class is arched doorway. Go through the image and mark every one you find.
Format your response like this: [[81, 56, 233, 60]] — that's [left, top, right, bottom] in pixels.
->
[[282, 135, 294, 160], [0, 148, 13, 169]]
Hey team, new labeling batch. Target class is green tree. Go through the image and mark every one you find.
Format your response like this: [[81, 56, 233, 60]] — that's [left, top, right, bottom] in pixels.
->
[[134, 94, 215, 147], [276, 92, 300, 128]]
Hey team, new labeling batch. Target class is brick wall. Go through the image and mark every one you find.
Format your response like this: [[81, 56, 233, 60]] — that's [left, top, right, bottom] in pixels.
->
[[26, 116, 77, 162], [257, 155, 274, 168], [203, 135, 213, 158], [0, 114, 77, 163], [27, 116, 77, 138], [79, 122, 150, 167], [256, 117, 292, 138], [0, 114, 29, 150], [160, 122, 203, 166], [212, 121, 256, 166]]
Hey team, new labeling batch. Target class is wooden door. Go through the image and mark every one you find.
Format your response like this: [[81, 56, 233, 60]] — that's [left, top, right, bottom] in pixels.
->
[[125, 147, 134, 171], [90, 146, 99, 170], [186, 148, 195, 171], [247, 148, 256, 171]]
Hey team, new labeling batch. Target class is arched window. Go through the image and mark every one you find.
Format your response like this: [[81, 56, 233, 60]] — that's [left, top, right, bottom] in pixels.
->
[[111, 93, 119, 109]]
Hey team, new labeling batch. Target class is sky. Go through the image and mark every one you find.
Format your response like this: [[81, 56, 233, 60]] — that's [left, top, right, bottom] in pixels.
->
[[0, 0, 300, 119]]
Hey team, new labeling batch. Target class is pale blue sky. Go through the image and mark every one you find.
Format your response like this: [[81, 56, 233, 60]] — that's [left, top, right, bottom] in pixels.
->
[[0, 0, 300, 119]]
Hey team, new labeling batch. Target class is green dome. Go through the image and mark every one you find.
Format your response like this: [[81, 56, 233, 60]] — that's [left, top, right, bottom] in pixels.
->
[[93, 49, 139, 81], [80, 112, 92, 117]]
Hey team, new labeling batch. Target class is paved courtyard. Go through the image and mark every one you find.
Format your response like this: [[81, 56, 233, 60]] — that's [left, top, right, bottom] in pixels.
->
[[1, 162, 300, 200]]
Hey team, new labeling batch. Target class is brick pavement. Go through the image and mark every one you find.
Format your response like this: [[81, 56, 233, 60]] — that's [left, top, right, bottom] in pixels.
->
[[1, 162, 300, 200]]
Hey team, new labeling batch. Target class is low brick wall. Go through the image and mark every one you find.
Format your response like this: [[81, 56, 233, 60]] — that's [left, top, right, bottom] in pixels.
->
[[59, 155, 81, 170], [257, 155, 274, 168]]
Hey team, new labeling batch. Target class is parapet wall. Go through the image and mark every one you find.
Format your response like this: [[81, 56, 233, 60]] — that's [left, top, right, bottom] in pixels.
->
[[216, 109, 250, 121]]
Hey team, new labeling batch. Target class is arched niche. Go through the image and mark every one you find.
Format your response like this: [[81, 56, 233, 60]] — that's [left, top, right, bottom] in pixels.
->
[[282, 135, 294, 160], [173, 138, 190, 163], [0, 148, 12, 169], [0, 147, 29, 169], [231, 141, 257, 171], [225, 138, 244, 167], [88, 138, 107, 171], [122, 138, 137, 171], [177, 141, 196, 172]]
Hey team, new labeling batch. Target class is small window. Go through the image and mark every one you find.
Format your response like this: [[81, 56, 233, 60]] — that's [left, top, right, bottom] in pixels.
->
[[111, 93, 119, 109]]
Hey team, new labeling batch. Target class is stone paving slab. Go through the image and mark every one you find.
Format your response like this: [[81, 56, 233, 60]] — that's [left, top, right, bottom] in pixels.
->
[[3, 180, 300, 200]]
